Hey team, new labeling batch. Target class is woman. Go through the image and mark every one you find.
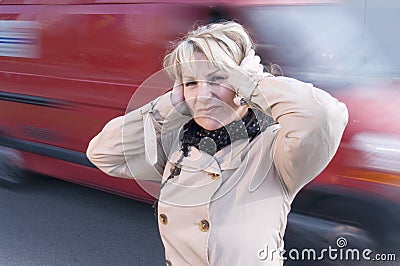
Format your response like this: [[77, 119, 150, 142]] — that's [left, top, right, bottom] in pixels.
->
[[86, 21, 348, 265]]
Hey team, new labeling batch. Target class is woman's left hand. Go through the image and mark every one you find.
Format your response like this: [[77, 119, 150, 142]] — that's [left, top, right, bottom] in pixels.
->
[[239, 49, 264, 76], [228, 49, 265, 101]]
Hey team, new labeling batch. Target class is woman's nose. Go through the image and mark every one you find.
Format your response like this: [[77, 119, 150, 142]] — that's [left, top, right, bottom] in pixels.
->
[[197, 81, 213, 99]]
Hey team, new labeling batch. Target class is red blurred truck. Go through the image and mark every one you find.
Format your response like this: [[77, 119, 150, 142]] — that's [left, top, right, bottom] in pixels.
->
[[1, 0, 399, 260]]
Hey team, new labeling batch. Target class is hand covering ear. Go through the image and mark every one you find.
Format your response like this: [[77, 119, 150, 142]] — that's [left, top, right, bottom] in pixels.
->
[[170, 80, 191, 116], [240, 49, 264, 75], [170, 80, 184, 107], [229, 49, 268, 103]]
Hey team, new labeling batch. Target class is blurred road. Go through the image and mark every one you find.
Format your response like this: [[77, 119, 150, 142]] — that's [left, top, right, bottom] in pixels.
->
[[0, 173, 165, 266], [1, 174, 397, 266]]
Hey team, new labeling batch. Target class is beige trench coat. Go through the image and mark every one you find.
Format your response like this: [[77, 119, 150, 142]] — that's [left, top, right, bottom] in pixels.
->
[[86, 76, 348, 265]]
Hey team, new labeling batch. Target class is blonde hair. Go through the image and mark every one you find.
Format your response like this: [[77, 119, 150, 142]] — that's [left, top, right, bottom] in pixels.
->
[[163, 21, 254, 82]]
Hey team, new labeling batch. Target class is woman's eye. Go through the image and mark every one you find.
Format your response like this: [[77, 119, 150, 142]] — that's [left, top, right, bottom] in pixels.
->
[[184, 81, 198, 87], [210, 76, 226, 83]]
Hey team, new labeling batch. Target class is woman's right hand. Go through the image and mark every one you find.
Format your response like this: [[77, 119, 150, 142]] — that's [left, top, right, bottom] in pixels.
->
[[170, 80, 190, 115], [170, 80, 185, 107]]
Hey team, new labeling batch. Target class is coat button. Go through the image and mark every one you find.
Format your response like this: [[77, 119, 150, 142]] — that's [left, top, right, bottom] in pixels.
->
[[166, 259, 172, 266], [159, 214, 168, 225], [170, 166, 181, 176], [199, 219, 210, 232], [209, 173, 220, 180]]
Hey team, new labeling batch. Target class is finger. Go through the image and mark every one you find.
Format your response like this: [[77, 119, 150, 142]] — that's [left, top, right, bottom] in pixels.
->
[[246, 49, 255, 57], [257, 63, 264, 72], [240, 49, 255, 67], [171, 80, 185, 106], [172, 80, 184, 93], [173, 80, 182, 88]]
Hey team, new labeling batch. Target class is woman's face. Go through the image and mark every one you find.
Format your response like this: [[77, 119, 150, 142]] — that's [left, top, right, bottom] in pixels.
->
[[182, 52, 248, 131]]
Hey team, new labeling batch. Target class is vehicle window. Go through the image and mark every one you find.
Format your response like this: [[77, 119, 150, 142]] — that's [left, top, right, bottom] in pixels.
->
[[240, 2, 370, 82], [362, 0, 400, 78]]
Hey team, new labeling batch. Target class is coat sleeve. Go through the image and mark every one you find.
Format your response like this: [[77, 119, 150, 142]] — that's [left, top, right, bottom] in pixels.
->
[[86, 92, 187, 181], [249, 76, 348, 200]]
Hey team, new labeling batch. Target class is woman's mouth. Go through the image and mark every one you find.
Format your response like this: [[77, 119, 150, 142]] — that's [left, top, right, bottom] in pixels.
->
[[197, 106, 218, 114]]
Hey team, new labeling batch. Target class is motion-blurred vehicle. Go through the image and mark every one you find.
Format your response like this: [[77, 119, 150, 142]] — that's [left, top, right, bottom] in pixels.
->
[[1, 0, 399, 260]]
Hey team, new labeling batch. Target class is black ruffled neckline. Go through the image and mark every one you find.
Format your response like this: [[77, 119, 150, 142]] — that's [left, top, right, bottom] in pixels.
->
[[181, 108, 263, 156]]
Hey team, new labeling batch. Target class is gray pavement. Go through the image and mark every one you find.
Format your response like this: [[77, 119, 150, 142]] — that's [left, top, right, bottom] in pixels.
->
[[0, 173, 164, 266]]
